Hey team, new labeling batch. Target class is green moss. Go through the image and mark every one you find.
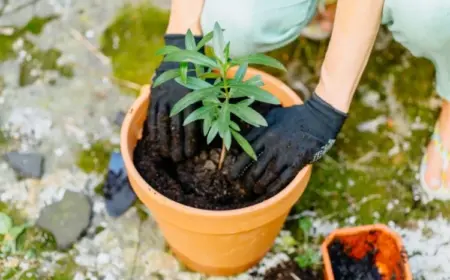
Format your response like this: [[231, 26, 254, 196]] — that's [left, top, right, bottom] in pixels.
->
[[0, 15, 74, 86], [77, 140, 118, 173], [101, 3, 169, 94], [51, 255, 80, 280]]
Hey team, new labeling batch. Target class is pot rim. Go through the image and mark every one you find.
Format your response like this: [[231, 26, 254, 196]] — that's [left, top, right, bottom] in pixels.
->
[[120, 67, 311, 218]]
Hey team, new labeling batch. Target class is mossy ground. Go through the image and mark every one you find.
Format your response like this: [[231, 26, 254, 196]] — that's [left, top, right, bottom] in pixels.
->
[[0, 15, 74, 86], [76, 140, 119, 173], [0, 202, 80, 279], [271, 30, 446, 231], [100, 2, 169, 94]]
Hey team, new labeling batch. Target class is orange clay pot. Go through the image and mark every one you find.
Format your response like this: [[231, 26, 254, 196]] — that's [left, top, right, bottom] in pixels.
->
[[120, 67, 312, 276], [321, 224, 412, 280]]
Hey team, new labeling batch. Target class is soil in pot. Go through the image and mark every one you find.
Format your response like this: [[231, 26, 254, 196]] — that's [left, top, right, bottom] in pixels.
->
[[260, 260, 322, 280], [133, 102, 286, 210], [328, 230, 406, 280]]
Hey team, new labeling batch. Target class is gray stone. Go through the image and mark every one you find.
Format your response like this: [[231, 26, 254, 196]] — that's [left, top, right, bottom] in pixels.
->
[[113, 111, 126, 127], [37, 191, 92, 249], [4, 152, 44, 178]]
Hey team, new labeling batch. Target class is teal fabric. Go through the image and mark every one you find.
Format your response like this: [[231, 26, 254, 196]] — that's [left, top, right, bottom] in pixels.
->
[[382, 0, 450, 101], [200, 0, 317, 58], [201, 0, 450, 101]]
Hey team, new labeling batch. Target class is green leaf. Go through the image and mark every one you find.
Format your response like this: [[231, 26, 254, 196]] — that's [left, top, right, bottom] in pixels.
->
[[230, 83, 280, 104], [231, 130, 256, 160], [0, 213, 13, 235], [203, 116, 212, 136], [207, 121, 219, 144], [245, 75, 264, 87], [200, 71, 221, 79], [164, 50, 218, 69], [233, 53, 287, 71], [213, 22, 225, 62], [235, 62, 248, 82], [224, 42, 231, 60], [224, 130, 232, 150], [230, 121, 240, 131], [238, 97, 255, 106], [170, 86, 221, 116], [175, 76, 212, 90], [196, 31, 214, 50], [180, 62, 188, 84], [195, 64, 204, 77], [183, 106, 215, 125], [152, 69, 181, 87], [185, 29, 196, 50], [299, 218, 312, 234], [217, 103, 230, 138], [9, 224, 28, 240], [229, 104, 268, 127], [155, 45, 181, 56], [202, 96, 221, 106]]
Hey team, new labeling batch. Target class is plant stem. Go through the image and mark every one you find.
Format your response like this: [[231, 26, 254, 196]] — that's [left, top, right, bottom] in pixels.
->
[[217, 64, 230, 170], [218, 141, 226, 170]]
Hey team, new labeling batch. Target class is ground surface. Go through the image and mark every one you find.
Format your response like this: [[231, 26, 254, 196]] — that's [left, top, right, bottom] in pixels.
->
[[0, 0, 450, 279]]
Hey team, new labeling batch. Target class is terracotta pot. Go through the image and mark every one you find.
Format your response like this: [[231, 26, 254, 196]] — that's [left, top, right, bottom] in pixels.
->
[[321, 224, 412, 280], [120, 67, 312, 276]]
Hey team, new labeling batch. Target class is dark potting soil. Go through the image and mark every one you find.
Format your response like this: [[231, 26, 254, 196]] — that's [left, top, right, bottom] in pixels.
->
[[257, 260, 321, 280], [328, 239, 382, 280], [133, 102, 284, 210]]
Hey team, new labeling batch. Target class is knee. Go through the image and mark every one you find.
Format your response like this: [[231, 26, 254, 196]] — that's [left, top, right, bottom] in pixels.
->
[[201, 0, 317, 57]]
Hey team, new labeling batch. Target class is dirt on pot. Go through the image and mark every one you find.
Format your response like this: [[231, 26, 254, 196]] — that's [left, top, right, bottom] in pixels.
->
[[133, 102, 284, 210], [328, 230, 406, 280]]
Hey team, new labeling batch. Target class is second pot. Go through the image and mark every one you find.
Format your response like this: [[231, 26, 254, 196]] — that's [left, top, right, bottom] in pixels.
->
[[120, 67, 312, 276]]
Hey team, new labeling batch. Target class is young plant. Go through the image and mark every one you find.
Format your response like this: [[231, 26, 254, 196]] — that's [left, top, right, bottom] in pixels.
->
[[0, 212, 30, 255], [153, 22, 286, 169], [295, 218, 321, 270]]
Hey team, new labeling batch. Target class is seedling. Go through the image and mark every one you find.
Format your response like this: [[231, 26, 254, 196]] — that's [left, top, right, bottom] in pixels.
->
[[0, 212, 30, 255], [295, 217, 321, 270], [153, 22, 286, 169]]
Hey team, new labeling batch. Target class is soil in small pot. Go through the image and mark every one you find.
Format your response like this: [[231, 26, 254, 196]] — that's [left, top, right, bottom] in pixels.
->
[[133, 102, 286, 210], [261, 260, 322, 280], [327, 230, 406, 280], [328, 240, 381, 280]]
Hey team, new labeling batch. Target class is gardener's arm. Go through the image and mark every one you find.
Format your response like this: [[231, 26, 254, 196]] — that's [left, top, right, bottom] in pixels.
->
[[230, 0, 385, 193], [148, 0, 205, 162], [166, 0, 204, 35], [315, 0, 383, 113]]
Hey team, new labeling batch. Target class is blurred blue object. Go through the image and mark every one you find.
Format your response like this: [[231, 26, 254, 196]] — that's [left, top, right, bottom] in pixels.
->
[[104, 152, 136, 217]]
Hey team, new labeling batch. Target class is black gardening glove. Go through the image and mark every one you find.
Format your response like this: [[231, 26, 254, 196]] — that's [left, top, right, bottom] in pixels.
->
[[148, 34, 204, 162], [229, 93, 347, 194]]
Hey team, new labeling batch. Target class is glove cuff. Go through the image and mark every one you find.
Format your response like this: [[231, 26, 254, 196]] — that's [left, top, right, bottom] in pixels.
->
[[306, 92, 348, 136]]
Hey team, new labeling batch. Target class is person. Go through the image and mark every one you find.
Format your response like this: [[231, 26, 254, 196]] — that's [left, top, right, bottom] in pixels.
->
[[148, 0, 450, 201]]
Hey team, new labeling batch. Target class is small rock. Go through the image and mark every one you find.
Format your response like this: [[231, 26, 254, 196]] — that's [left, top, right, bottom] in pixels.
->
[[113, 111, 126, 127], [4, 152, 44, 178], [97, 253, 110, 265], [104, 152, 136, 217], [209, 150, 219, 164], [37, 191, 92, 249], [199, 151, 208, 161], [203, 160, 216, 170], [5, 257, 20, 268]]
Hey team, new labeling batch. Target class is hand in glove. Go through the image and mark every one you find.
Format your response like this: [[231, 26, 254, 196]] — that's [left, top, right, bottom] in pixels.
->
[[148, 34, 204, 162], [229, 92, 347, 194]]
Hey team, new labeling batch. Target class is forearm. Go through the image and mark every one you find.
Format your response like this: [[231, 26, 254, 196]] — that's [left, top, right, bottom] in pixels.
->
[[166, 0, 205, 35], [315, 0, 384, 113]]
